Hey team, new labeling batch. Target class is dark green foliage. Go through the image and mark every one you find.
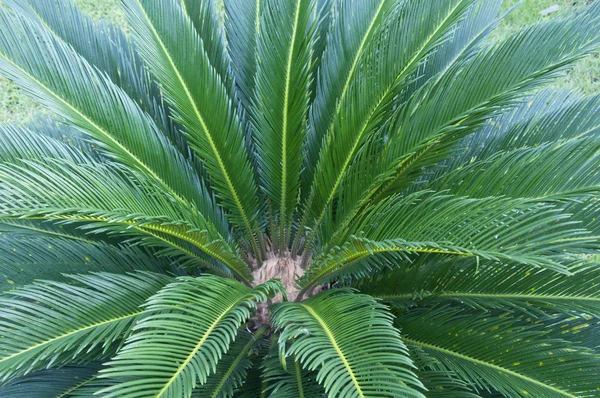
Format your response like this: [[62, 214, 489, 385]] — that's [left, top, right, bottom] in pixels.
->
[[0, 0, 599, 396]]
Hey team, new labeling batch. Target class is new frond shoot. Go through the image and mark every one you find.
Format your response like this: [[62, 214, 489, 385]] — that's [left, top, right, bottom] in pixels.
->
[[0, 0, 599, 396]]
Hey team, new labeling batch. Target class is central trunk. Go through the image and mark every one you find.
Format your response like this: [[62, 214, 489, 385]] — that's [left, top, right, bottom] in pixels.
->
[[252, 253, 304, 302], [251, 253, 305, 325]]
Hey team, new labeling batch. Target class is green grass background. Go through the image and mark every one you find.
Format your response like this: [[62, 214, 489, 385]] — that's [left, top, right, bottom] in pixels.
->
[[0, 0, 598, 124]]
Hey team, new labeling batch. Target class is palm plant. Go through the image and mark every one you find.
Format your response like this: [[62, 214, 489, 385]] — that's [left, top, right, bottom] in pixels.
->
[[1, 0, 600, 396]]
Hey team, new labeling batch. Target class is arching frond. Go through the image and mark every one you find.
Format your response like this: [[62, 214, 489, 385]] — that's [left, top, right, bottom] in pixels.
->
[[123, 0, 262, 255], [0, 124, 88, 166], [398, 306, 600, 398], [461, 89, 600, 162], [361, 256, 600, 318], [262, 344, 325, 398], [429, 138, 600, 201], [0, 6, 226, 234], [181, 0, 233, 91], [0, 272, 171, 382], [99, 276, 283, 398], [374, 4, 600, 200], [0, 231, 173, 291], [252, 0, 318, 250], [303, 0, 397, 191], [302, 192, 591, 290], [271, 289, 424, 398], [297, 0, 476, 252], [408, 347, 480, 398], [0, 362, 102, 398], [224, 0, 261, 111], [320, 0, 503, 248], [0, 158, 251, 282], [231, 341, 268, 398], [192, 327, 267, 398]]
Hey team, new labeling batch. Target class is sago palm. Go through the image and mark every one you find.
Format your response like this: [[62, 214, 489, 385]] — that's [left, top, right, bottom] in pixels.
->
[[1, 0, 600, 396]]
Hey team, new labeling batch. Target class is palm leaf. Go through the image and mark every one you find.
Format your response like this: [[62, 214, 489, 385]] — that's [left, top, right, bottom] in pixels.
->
[[301, 192, 591, 290], [271, 288, 424, 398], [0, 158, 252, 282], [297, 0, 475, 252], [252, 0, 318, 250], [408, 347, 480, 398], [0, 124, 88, 166], [429, 138, 600, 201], [322, 0, 504, 246], [123, 0, 263, 256], [0, 272, 171, 381], [262, 343, 325, 398], [0, 231, 173, 291], [361, 256, 600, 318], [398, 306, 600, 397], [303, 0, 400, 188], [192, 326, 267, 398], [0, 362, 102, 398], [459, 89, 600, 162], [223, 0, 261, 111], [182, 0, 233, 92], [99, 276, 283, 398], [0, 6, 226, 235], [375, 4, 600, 200]]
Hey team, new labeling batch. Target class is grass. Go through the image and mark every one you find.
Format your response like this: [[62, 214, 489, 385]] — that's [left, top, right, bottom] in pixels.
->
[[0, 0, 122, 124], [0, 0, 598, 123], [497, 0, 600, 95]]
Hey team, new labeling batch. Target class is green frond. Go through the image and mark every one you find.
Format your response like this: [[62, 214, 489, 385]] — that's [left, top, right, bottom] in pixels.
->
[[297, 0, 476, 252], [262, 343, 325, 398], [302, 192, 591, 289], [303, 0, 399, 188], [232, 340, 269, 398], [408, 347, 480, 398], [99, 276, 283, 398], [0, 362, 102, 398], [375, 4, 600, 200], [12, 0, 195, 165], [398, 306, 600, 397], [0, 6, 227, 235], [429, 138, 600, 202], [252, 0, 318, 250], [0, 124, 88, 166], [192, 327, 267, 398], [320, 0, 503, 247], [0, 230, 173, 291], [546, 315, 600, 354], [271, 289, 424, 398], [361, 256, 600, 318], [461, 88, 600, 161], [123, 0, 262, 255], [181, 0, 233, 92], [0, 158, 252, 282], [224, 0, 261, 111], [0, 272, 171, 382]]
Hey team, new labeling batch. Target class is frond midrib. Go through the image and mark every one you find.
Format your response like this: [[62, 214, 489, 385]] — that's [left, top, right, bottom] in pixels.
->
[[403, 337, 577, 398], [303, 244, 475, 292], [278, 0, 303, 248], [57, 374, 98, 398], [302, 0, 469, 250], [156, 297, 241, 397], [0, 50, 200, 223], [209, 326, 266, 398], [301, 303, 365, 397], [133, 0, 258, 250], [374, 292, 600, 302], [9, 214, 251, 283], [0, 312, 139, 365]]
